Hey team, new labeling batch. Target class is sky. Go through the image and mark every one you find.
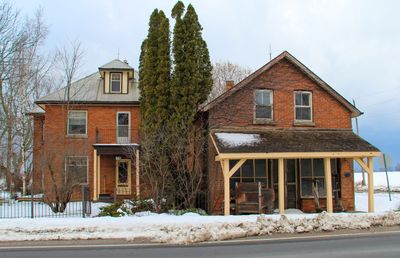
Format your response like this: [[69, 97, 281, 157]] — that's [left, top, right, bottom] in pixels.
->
[[14, 0, 400, 167]]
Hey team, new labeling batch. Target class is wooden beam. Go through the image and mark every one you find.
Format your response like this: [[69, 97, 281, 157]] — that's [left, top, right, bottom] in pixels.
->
[[367, 157, 374, 213], [216, 151, 381, 161], [97, 154, 101, 197], [93, 149, 98, 201], [228, 159, 246, 178], [324, 158, 333, 213], [222, 159, 230, 216], [135, 149, 140, 199], [278, 158, 285, 215], [354, 158, 371, 174], [209, 133, 220, 155]]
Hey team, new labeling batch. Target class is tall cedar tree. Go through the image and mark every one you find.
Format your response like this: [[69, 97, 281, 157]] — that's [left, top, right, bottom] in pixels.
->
[[170, 2, 213, 127], [139, 10, 171, 129]]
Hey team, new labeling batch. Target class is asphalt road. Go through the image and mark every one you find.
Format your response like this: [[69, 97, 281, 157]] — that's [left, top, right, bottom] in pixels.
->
[[1, 231, 400, 258]]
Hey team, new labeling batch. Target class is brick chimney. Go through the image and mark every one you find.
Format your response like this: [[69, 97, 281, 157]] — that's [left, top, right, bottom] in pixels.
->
[[225, 80, 235, 91]]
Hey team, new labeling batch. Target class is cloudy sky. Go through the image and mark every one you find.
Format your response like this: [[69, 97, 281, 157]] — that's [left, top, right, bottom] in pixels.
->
[[15, 0, 400, 166]]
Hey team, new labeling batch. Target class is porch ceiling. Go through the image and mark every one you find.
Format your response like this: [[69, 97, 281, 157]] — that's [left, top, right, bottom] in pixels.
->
[[210, 129, 380, 159], [93, 143, 139, 155]]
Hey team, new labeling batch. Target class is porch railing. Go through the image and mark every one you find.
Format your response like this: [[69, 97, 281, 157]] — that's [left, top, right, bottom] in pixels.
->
[[95, 127, 136, 144]]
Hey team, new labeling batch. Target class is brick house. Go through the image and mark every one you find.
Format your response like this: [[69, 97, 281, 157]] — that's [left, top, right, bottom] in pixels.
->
[[31, 59, 142, 201], [200, 51, 380, 215], [31, 51, 380, 215]]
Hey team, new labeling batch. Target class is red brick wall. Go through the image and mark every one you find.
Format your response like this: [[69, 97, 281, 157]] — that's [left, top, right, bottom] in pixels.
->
[[209, 59, 352, 129], [32, 104, 141, 200], [207, 59, 355, 214], [32, 115, 45, 193]]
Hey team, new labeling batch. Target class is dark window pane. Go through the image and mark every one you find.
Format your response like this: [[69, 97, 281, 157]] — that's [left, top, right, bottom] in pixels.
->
[[296, 107, 311, 120], [68, 112, 86, 135], [118, 162, 128, 184], [313, 159, 324, 177], [66, 157, 87, 184], [242, 177, 254, 183], [301, 178, 313, 196], [302, 93, 310, 106], [255, 160, 266, 177], [301, 159, 312, 177], [118, 113, 129, 125], [241, 160, 254, 177], [111, 81, 121, 92], [271, 159, 278, 184], [286, 159, 296, 183], [256, 106, 271, 119], [316, 179, 326, 196], [229, 160, 239, 170], [262, 91, 271, 105]]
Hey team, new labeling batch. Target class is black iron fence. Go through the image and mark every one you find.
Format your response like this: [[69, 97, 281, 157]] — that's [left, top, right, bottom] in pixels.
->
[[0, 185, 91, 219]]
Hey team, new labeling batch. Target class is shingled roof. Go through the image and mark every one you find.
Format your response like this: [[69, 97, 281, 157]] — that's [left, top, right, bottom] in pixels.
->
[[98, 59, 134, 70], [212, 129, 379, 154], [201, 51, 362, 117]]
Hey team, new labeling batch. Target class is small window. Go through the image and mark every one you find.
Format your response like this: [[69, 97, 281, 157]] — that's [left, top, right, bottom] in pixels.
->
[[67, 111, 87, 135], [110, 73, 122, 93], [294, 91, 312, 121], [65, 156, 88, 185], [254, 90, 273, 120]]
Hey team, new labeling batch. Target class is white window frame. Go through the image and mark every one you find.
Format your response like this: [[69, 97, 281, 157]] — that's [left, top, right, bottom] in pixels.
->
[[254, 89, 273, 122], [110, 72, 122, 93], [294, 91, 313, 122], [67, 110, 88, 136], [116, 111, 131, 143], [64, 156, 89, 185]]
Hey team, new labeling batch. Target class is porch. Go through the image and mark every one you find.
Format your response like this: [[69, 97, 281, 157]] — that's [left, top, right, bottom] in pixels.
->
[[210, 129, 381, 215], [92, 144, 140, 201]]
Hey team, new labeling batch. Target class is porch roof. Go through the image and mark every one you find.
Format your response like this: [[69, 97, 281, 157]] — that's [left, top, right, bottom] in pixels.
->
[[93, 143, 139, 155], [211, 129, 380, 159]]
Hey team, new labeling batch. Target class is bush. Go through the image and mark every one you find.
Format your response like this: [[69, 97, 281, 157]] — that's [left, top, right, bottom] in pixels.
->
[[97, 201, 133, 217], [169, 208, 207, 216]]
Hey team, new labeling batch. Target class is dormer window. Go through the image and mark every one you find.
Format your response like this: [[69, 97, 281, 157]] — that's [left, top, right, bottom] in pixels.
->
[[110, 73, 122, 93]]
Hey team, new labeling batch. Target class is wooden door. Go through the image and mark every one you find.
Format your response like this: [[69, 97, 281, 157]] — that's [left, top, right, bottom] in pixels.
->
[[116, 159, 131, 195]]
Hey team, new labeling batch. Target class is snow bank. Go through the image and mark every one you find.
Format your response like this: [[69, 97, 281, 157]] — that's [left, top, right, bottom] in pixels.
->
[[216, 133, 260, 147], [355, 171, 400, 192], [1, 212, 399, 245]]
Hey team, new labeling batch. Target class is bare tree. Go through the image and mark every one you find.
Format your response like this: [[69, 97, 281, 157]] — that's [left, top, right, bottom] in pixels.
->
[[0, 2, 49, 193], [209, 61, 252, 100]]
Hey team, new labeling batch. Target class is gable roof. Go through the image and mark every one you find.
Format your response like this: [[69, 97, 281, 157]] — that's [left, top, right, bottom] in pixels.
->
[[201, 51, 362, 117], [35, 71, 140, 105], [98, 59, 134, 70]]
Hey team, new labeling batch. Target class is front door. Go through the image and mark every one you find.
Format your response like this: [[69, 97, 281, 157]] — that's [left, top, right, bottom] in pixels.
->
[[117, 112, 130, 144], [116, 159, 131, 195]]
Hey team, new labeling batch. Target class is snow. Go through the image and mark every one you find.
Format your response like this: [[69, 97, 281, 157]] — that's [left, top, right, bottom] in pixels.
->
[[215, 133, 260, 147], [0, 211, 399, 244], [355, 171, 400, 192], [355, 192, 400, 212]]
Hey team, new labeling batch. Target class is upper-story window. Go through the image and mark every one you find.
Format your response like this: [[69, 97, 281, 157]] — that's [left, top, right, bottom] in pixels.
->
[[294, 91, 312, 121], [110, 73, 122, 93], [254, 89, 273, 121], [67, 111, 87, 135]]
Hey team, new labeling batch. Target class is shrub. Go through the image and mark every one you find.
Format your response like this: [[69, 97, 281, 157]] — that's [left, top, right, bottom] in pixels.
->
[[97, 201, 133, 217]]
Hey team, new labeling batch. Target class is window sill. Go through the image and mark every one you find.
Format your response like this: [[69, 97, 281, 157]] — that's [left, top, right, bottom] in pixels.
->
[[293, 121, 315, 127], [253, 119, 276, 125], [66, 134, 88, 139]]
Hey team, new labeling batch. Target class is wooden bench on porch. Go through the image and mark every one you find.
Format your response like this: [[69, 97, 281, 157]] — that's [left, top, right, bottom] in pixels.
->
[[234, 182, 275, 214]]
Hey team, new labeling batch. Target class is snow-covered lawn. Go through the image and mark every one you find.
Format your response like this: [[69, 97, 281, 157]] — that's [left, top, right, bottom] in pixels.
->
[[355, 192, 400, 212], [355, 171, 400, 192], [0, 211, 399, 244]]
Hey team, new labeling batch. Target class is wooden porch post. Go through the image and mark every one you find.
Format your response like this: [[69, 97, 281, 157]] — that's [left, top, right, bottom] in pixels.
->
[[324, 158, 333, 213], [135, 149, 140, 199], [367, 157, 374, 212], [278, 158, 285, 215], [97, 154, 101, 198], [222, 159, 230, 216], [93, 149, 98, 201]]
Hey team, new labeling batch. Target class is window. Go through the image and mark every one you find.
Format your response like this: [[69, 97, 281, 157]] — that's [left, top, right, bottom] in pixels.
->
[[110, 73, 122, 93], [230, 159, 269, 190], [300, 159, 325, 198], [254, 89, 273, 120], [65, 156, 88, 185], [67, 111, 87, 135], [294, 91, 312, 121]]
